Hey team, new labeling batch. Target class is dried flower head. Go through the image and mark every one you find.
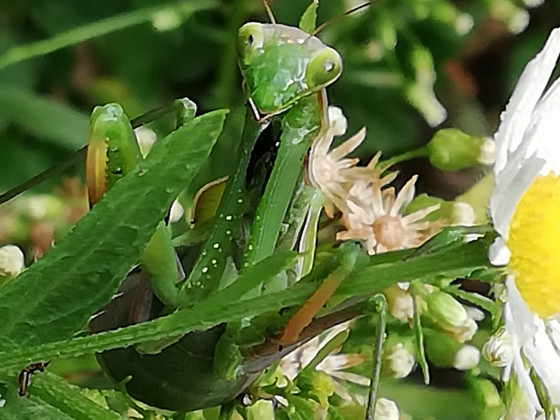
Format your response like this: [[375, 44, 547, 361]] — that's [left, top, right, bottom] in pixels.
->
[[308, 107, 439, 255]]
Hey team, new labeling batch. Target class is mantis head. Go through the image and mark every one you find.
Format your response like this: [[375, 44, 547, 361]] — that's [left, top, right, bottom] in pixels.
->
[[237, 22, 342, 117]]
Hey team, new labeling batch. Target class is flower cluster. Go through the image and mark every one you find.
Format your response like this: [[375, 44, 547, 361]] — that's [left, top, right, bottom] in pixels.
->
[[308, 107, 439, 255]]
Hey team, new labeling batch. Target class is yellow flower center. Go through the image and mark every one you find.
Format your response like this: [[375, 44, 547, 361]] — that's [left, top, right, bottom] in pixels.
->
[[507, 172, 560, 319]]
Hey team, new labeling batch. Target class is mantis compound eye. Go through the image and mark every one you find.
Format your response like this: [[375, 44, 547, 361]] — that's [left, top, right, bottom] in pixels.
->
[[238, 23, 264, 57], [305, 47, 343, 89]]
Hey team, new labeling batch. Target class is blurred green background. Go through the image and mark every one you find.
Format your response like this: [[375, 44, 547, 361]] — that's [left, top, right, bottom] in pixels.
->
[[0, 0, 559, 417]]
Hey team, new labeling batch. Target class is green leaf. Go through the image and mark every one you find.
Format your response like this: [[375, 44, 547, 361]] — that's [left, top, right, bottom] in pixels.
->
[[299, 0, 319, 34], [0, 372, 120, 419], [0, 110, 227, 352], [0, 84, 89, 149], [0, 240, 489, 371]]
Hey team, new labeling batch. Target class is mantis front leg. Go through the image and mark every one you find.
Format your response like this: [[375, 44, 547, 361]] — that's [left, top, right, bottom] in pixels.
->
[[86, 102, 196, 310]]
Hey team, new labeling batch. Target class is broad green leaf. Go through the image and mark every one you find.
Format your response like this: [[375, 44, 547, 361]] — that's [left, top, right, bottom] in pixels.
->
[[0, 110, 227, 352], [0, 84, 88, 149], [0, 372, 121, 419], [299, 0, 319, 34], [0, 239, 489, 370]]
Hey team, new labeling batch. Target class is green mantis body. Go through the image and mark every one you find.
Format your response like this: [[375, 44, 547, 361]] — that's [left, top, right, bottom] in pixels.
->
[[89, 5, 349, 413]]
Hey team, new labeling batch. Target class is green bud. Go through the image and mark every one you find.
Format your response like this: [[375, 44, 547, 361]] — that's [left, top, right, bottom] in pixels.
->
[[427, 128, 495, 171], [470, 378, 503, 408], [406, 194, 475, 226], [426, 291, 468, 331], [424, 329, 462, 367], [456, 173, 494, 224]]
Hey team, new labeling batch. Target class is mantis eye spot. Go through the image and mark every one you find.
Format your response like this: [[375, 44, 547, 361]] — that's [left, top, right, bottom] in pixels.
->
[[306, 47, 343, 89], [247, 34, 254, 46]]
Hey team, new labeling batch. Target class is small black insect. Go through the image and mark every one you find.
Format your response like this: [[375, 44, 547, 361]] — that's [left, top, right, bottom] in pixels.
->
[[18, 361, 50, 397]]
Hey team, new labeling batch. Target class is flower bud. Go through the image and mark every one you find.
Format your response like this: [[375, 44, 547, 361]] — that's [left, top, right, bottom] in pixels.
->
[[151, 10, 183, 32], [374, 398, 400, 420], [0, 245, 24, 278], [406, 194, 475, 227], [424, 330, 462, 367], [454, 344, 480, 370], [482, 328, 514, 367], [451, 317, 478, 343], [427, 128, 495, 171], [426, 291, 469, 331], [383, 342, 416, 379], [327, 106, 347, 136], [489, 0, 529, 34], [471, 378, 502, 408], [384, 284, 414, 322]]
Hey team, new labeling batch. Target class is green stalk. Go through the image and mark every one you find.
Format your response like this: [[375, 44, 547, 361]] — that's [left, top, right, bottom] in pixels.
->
[[0, 0, 218, 70]]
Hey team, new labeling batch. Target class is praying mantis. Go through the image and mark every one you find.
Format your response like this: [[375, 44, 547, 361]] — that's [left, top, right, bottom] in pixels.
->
[[86, 1, 376, 413]]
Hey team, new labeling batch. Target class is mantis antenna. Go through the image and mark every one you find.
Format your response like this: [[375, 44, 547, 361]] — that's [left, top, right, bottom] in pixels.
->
[[259, 0, 276, 24], [311, 2, 370, 37]]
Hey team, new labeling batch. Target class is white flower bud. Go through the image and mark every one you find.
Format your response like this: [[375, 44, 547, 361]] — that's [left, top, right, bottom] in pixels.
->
[[454, 317, 478, 343], [327, 106, 347, 136], [384, 343, 416, 379], [478, 138, 496, 165], [455, 13, 474, 35], [0, 245, 24, 277], [374, 398, 400, 420], [482, 328, 514, 367], [454, 345, 480, 370], [151, 10, 183, 32], [385, 285, 414, 322]]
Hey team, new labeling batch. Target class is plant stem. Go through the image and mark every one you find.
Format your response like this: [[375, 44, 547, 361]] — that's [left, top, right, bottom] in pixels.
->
[[365, 294, 387, 420], [0, 0, 218, 71], [379, 146, 428, 169]]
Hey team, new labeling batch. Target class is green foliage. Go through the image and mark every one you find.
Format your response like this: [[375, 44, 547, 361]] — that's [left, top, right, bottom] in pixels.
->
[[0, 110, 226, 351]]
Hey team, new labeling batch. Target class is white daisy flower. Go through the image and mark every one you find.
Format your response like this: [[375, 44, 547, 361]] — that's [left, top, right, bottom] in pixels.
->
[[488, 27, 560, 417]]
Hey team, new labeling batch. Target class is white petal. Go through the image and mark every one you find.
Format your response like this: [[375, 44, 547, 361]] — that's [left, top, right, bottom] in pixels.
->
[[510, 351, 543, 416], [488, 237, 511, 266], [523, 324, 560, 404], [494, 28, 560, 175], [524, 77, 560, 174], [490, 154, 544, 238], [504, 276, 539, 343]]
